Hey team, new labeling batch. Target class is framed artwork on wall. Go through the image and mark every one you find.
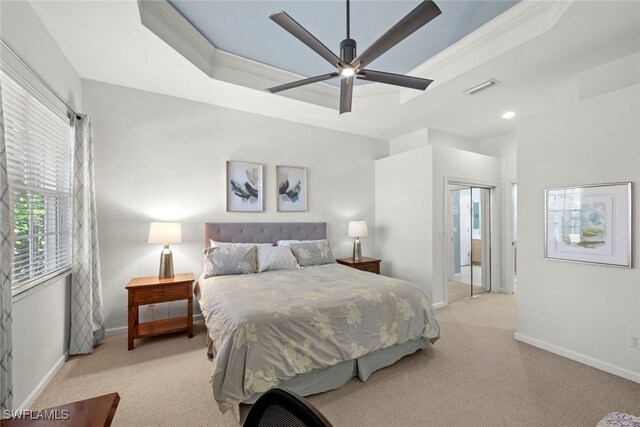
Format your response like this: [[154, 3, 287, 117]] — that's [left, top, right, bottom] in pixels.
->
[[226, 161, 263, 212], [545, 182, 632, 267], [276, 165, 307, 212]]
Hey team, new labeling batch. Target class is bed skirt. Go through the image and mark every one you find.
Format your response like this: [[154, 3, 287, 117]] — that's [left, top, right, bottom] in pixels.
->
[[229, 337, 429, 422]]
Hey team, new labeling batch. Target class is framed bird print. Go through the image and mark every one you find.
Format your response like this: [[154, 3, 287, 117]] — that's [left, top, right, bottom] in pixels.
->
[[226, 161, 264, 212], [276, 165, 307, 212]]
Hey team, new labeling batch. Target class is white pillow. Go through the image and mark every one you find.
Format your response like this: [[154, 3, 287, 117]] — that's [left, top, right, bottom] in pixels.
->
[[276, 239, 323, 246], [211, 240, 273, 248], [257, 246, 300, 273]]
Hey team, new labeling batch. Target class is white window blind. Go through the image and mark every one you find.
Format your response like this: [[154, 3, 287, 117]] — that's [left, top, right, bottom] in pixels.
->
[[1, 71, 73, 295]]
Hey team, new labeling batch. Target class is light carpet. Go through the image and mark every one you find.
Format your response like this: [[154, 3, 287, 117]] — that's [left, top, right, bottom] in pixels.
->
[[33, 294, 640, 426], [447, 280, 488, 301]]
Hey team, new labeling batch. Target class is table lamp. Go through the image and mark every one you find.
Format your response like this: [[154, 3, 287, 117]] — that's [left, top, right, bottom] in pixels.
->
[[348, 221, 368, 262], [148, 222, 182, 279]]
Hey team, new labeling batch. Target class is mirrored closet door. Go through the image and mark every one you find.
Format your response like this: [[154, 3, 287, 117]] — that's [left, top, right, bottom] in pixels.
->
[[448, 184, 492, 302]]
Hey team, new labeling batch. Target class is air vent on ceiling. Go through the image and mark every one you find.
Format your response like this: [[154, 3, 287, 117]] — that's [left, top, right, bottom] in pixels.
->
[[463, 79, 500, 95]]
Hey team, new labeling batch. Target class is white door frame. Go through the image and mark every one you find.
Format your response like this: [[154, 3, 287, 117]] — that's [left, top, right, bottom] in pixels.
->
[[448, 185, 470, 281], [458, 190, 471, 267], [444, 176, 500, 305], [508, 180, 517, 294]]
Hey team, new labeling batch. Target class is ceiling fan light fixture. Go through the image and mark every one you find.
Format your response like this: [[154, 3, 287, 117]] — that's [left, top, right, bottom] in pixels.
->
[[340, 67, 356, 78]]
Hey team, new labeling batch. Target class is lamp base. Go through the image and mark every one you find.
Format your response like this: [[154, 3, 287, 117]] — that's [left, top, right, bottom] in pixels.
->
[[159, 245, 174, 279], [352, 237, 362, 262]]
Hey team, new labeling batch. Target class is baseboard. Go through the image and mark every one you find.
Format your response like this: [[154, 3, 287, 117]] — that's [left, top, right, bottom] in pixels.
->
[[17, 353, 68, 411], [514, 332, 640, 384], [432, 301, 447, 310], [105, 325, 128, 336], [106, 313, 204, 336]]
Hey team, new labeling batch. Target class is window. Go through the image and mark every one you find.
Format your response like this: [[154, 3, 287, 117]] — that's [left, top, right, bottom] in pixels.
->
[[1, 71, 73, 296]]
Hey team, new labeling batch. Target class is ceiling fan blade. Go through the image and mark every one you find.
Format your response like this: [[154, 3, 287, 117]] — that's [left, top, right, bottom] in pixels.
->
[[339, 77, 353, 114], [270, 11, 343, 68], [267, 72, 339, 93], [357, 69, 433, 90], [352, 1, 441, 69]]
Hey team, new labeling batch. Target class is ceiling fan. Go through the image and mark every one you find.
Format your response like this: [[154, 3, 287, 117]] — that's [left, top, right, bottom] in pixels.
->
[[266, 0, 442, 114]]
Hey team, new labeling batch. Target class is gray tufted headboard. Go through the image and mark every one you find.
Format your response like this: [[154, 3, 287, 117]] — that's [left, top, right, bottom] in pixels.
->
[[203, 222, 327, 247]]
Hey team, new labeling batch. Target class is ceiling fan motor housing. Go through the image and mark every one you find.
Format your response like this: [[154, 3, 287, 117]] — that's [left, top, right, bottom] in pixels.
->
[[340, 38, 357, 63]]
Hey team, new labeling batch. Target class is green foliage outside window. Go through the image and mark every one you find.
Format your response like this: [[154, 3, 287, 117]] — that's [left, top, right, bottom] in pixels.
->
[[13, 193, 47, 281]]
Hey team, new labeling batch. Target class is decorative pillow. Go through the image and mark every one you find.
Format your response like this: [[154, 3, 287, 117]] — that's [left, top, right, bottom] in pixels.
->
[[276, 239, 322, 246], [288, 240, 336, 267], [211, 240, 273, 248], [203, 246, 257, 278], [257, 246, 300, 273]]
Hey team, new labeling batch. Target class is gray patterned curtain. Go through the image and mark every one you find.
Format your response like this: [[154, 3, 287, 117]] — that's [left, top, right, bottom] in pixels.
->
[[0, 76, 13, 411], [69, 115, 105, 355]]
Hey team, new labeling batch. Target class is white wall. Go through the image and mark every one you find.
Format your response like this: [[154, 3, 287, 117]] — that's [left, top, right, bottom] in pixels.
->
[[389, 129, 429, 155], [516, 83, 640, 383], [428, 129, 478, 153], [375, 146, 433, 298], [11, 279, 70, 409], [0, 1, 81, 409], [82, 79, 389, 331], [389, 127, 480, 156], [430, 145, 501, 304], [577, 52, 640, 102], [0, 2, 81, 111], [479, 132, 517, 293], [375, 145, 501, 306]]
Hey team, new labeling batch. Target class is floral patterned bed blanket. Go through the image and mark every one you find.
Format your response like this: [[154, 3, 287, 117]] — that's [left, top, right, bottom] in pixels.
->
[[196, 263, 440, 412], [597, 413, 640, 427]]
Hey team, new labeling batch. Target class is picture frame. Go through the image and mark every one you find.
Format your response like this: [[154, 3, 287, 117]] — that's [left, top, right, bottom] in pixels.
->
[[545, 182, 632, 267], [276, 165, 307, 212], [226, 161, 264, 212]]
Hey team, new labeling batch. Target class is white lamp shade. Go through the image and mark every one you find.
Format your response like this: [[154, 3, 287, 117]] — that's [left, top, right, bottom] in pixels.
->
[[347, 221, 368, 237], [148, 222, 182, 244]]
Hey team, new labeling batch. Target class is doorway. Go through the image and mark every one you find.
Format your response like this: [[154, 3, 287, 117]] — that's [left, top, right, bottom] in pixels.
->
[[510, 182, 517, 293], [448, 184, 492, 302]]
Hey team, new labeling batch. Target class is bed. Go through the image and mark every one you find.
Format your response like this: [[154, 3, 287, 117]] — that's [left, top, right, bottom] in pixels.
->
[[195, 222, 440, 415]]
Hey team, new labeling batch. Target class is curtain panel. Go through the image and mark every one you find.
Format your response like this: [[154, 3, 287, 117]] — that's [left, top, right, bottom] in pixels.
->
[[0, 77, 14, 411], [69, 115, 105, 355]]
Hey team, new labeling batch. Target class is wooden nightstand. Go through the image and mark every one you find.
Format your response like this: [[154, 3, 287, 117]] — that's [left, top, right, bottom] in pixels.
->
[[3, 393, 120, 427], [126, 273, 194, 350], [336, 257, 381, 274]]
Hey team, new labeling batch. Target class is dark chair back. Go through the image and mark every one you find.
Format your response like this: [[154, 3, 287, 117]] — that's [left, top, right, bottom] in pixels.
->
[[243, 388, 333, 427]]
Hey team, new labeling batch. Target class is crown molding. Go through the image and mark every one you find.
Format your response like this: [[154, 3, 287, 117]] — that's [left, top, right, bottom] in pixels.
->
[[137, 0, 341, 109], [399, 0, 574, 103], [210, 49, 340, 109], [137, 0, 216, 77]]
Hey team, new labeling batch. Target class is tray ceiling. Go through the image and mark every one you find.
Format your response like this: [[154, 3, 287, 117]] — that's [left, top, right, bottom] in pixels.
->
[[168, 0, 519, 83]]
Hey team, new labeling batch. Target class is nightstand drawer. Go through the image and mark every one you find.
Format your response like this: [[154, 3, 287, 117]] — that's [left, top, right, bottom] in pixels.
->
[[363, 263, 380, 273], [132, 285, 189, 304], [336, 257, 381, 274]]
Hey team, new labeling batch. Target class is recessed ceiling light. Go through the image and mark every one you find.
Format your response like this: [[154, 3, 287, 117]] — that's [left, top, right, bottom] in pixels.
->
[[502, 111, 516, 119]]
